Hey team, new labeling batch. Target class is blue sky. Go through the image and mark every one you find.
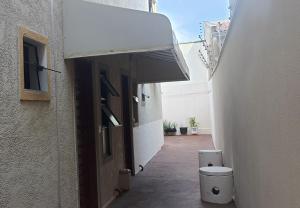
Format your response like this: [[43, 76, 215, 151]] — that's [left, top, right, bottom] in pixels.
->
[[158, 0, 230, 43]]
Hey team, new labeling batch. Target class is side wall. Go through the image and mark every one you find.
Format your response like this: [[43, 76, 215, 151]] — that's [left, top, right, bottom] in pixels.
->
[[212, 0, 300, 207], [0, 1, 78, 208], [162, 42, 212, 134], [133, 83, 164, 174]]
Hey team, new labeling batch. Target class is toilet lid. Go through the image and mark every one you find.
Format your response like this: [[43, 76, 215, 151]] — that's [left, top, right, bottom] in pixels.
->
[[199, 167, 233, 176]]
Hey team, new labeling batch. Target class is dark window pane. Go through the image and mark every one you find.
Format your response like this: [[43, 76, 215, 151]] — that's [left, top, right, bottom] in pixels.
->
[[23, 42, 40, 90], [101, 105, 121, 127], [23, 45, 31, 89], [101, 75, 119, 97]]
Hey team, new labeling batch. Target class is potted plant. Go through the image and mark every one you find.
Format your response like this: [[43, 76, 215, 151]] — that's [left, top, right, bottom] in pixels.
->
[[180, 126, 188, 135], [163, 120, 177, 136], [189, 117, 199, 135]]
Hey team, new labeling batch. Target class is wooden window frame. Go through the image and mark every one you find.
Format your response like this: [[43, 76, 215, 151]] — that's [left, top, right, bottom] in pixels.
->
[[19, 26, 51, 101], [132, 79, 139, 126]]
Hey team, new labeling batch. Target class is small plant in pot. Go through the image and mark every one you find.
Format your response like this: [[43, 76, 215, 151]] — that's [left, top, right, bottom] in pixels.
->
[[180, 126, 188, 135], [189, 117, 199, 135], [163, 121, 177, 136]]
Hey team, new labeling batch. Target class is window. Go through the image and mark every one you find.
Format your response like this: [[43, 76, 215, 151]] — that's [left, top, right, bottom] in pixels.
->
[[100, 70, 121, 158], [19, 27, 51, 101], [102, 105, 121, 127], [132, 80, 139, 125]]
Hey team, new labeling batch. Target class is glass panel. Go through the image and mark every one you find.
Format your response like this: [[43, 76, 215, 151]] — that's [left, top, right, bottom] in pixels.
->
[[101, 75, 120, 97], [101, 105, 121, 127], [23, 43, 41, 90]]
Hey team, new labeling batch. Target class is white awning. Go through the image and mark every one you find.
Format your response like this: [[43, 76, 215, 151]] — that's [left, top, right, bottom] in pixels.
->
[[63, 0, 190, 83]]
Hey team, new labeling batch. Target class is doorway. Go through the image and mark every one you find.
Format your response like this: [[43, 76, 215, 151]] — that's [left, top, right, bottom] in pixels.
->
[[121, 75, 135, 174], [75, 60, 99, 208]]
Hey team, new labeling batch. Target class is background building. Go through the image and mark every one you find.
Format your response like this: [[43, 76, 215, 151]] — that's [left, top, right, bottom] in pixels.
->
[[162, 41, 212, 135], [199, 20, 230, 75]]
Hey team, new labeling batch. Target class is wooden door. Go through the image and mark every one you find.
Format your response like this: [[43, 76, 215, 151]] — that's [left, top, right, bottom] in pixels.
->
[[75, 60, 99, 208]]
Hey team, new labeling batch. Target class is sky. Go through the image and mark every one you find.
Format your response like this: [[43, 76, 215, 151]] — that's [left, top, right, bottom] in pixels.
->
[[158, 0, 230, 43]]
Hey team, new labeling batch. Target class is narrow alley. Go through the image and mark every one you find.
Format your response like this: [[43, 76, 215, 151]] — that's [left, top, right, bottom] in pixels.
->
[[110, 136, 236, 208]]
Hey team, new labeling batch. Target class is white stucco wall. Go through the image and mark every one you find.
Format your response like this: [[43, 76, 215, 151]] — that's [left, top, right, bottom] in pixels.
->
[[0, 1, 78, 208], [85, 0, 149, 11], [229, 0, 237, 16], [161, 42, 212, 134], [133, 119, 164, 174], [133, 83, 164, 174], [212, 0, 300, 207]]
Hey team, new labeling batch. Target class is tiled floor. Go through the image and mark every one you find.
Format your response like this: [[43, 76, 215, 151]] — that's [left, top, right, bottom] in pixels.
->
[[109, 135, 236, 208]]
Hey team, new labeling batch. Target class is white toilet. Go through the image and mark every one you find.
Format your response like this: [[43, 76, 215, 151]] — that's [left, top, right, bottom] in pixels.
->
[[199, 166, 233, 204], [198, 150, 223, 167]]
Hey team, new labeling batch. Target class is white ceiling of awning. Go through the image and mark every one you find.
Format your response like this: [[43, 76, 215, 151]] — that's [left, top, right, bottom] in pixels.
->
[[63, 0, 190, 82]]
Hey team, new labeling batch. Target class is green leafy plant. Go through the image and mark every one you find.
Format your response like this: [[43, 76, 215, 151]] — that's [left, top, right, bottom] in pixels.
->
[[163, 120, 170, 131], [163, 120, 177, 134], [170, 122, 177, 129], [189, 117, 199, 128]]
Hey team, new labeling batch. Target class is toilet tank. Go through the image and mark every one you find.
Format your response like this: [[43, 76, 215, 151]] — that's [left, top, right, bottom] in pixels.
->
[[198, 150, 223, 167]]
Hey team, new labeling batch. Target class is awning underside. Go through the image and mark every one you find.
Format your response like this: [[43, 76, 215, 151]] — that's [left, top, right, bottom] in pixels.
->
[[136, 49, 190, 83], [63, 0, 190, 83]]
